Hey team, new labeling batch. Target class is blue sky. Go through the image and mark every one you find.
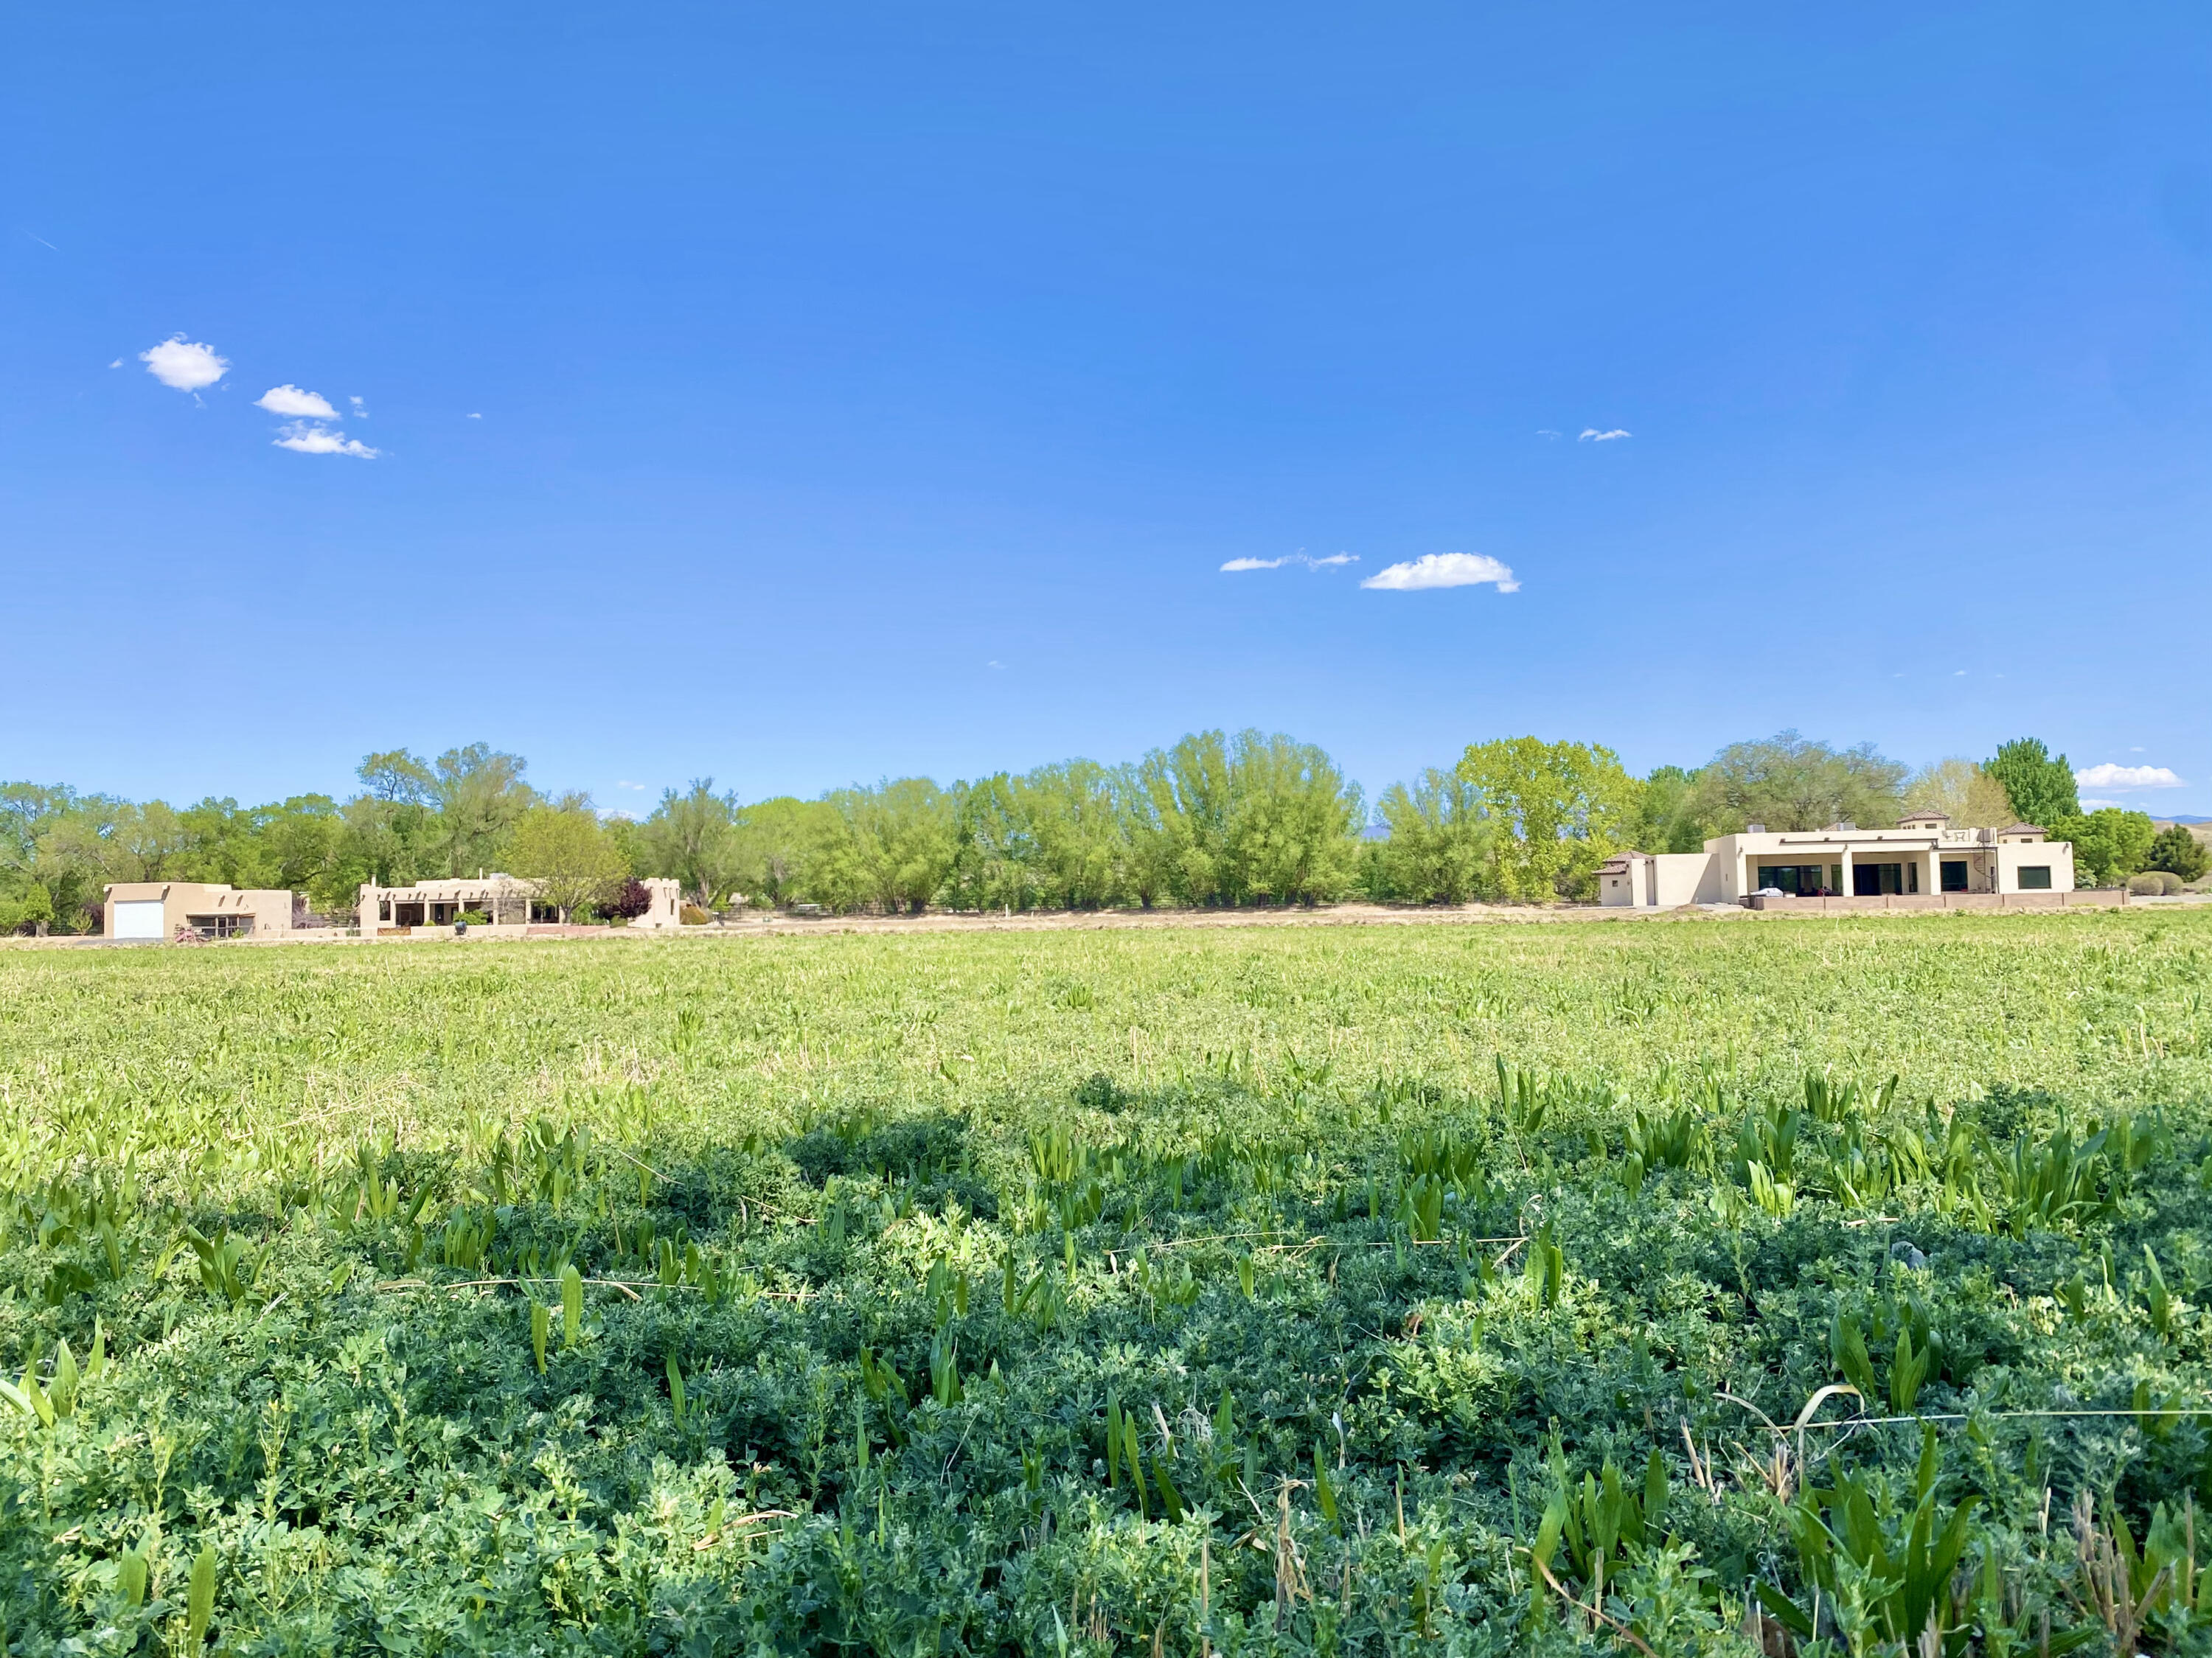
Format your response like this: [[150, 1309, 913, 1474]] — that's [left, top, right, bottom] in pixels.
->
[[4, 4, 2208, 817]]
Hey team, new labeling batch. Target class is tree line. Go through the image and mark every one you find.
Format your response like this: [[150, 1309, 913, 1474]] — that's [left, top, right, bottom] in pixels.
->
[[2, 729, 2200, 933]]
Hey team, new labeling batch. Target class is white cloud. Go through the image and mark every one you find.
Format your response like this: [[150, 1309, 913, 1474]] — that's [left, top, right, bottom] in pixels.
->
[[2074, 762, 2185, 790], [108, 358, 122, 369], [139, 336, 229, 391], [256, 384, 341, 418], [616, 781, 647, 791], [467, 411, 482, 419], [1220, 551, 1358, 573], [1536, 429, 1560, 439], [273, 422, 380, 459], [2080, 798, 2123, 811], [1361, 553, 1520, 593], [1578, 428, 1630, 442]]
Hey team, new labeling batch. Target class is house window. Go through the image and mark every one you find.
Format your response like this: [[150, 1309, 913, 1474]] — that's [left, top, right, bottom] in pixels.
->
[[2017, 865, 2052, 890], [1940, 860, 1969, 893]]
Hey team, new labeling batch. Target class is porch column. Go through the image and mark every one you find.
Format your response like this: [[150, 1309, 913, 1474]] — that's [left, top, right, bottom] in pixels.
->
[[1924, 847, 1941, 900], [1835, 846, 1851, 899]]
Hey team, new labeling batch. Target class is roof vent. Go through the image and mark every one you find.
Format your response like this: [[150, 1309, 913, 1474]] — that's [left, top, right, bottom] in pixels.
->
[[1745, 822, 1765, 834]]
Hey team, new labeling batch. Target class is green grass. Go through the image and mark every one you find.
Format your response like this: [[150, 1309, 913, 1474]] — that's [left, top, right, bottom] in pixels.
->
[[0, 910, 2208, 1654]]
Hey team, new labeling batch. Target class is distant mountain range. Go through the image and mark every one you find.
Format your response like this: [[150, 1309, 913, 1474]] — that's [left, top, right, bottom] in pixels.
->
[[2157, 815, 2211, 825]]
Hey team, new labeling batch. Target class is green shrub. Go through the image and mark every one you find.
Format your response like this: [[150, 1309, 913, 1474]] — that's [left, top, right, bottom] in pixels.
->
[[2148, 824, 2210, 882]]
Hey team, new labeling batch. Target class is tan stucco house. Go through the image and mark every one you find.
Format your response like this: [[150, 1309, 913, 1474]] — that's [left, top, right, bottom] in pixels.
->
[[102, 882, 296, 941], [1600, 812, 2079, 909], [357, 875, 681, 934]]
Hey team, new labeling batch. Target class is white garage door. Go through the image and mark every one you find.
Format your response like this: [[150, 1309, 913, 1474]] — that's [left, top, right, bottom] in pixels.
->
[[112, 901, 166, 940]]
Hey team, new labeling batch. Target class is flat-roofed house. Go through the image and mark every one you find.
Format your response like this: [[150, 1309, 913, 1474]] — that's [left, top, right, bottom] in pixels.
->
[[103, 882, 296, 941], [1600, 812, 2079, 908], [355, 874, 683, 934], [358, 875, 540, 933]]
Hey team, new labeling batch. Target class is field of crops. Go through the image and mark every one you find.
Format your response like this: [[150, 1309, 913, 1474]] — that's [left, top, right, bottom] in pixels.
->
[[1, 909, 2209, 1655]]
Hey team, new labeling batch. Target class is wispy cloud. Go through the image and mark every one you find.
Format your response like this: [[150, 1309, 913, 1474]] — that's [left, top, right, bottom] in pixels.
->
[[1220, 551, 1358, 572], [1578, 428, 1631, 442], [1535, 429, 1561, 439], [2075, 762, 2185, 790], [256, 384, 341, 419], [616, 781, 647, 792], [140, 336, 229, 392], [1360, 553, 1519, 593], [349, 395, 366, 414], [273, 422, 380, 459], [466, 411, 482, 419]]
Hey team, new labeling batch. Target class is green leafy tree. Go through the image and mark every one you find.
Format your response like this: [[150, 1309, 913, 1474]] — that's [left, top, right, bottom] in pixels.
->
[[1363, 769, 1495, 902], [945, 774, 1043, 913], [426, 744, 535, 877], [1983, 737, 2079, 826], [1691, 731, 1906, 832], [38, 800, 189, 885], [1901, 758, 2014, 828], [1124, 730, 1359, 905], [509, 801, 625, 921], [2056, 807, 2157, 886], [1222, 732, 1361, 904], [731, 796, 838, 908], [815, 779, 958, 913], [0, 784, 87, 933], [1455, 736, 1638, 900], [1017, 760, 1127, 908], [1130, 731, 1236, 905], [0, 881, 54, 936], [2146, 823, 2209, 882], [326, 751, 441, 897], [638, 781, 743, 908], [1630, 764, 1712, 852]]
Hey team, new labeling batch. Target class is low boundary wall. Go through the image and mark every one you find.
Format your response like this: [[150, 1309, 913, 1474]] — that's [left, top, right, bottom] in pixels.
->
[[1741, 890, 2124, 913]]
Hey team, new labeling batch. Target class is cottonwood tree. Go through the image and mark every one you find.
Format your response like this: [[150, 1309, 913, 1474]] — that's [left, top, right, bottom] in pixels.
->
[[427, 744, 535, 877], [1691, 731, 1906, 832], [1456, 736, 1636, 901], [1902, 759, 2014, 828], [509, 802, 625, 921], [1630, 764, 1712, 852], [731, 797, 838, 909], [639, 781, 743, 908], [815, 779, 959, 913], [1124, 730, 1359, 906], [1365, 769, 1494, 902]]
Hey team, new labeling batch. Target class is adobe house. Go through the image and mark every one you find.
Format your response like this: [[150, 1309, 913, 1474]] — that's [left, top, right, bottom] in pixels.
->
[[356, 875, 682, 933], [1601, 812, 2081, 909], [102, 882, 296, 941], [358, 875, 540, 933]]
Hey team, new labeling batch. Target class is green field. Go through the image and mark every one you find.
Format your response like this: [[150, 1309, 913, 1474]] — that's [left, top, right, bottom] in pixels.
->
[[1, 910, 2208, 1654]]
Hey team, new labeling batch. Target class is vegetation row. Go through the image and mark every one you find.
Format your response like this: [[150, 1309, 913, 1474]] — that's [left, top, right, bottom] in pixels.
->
[[6, 730, 2204, 934]]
